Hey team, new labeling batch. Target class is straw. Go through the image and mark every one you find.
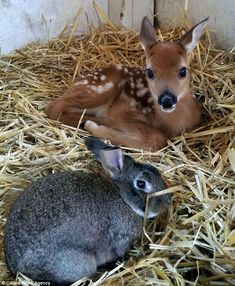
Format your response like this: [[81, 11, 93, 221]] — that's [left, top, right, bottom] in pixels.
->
[[0, 6, 234, 286]]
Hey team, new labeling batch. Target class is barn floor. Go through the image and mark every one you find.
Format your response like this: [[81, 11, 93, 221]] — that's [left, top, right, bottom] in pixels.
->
[[0, 18, 235, 286]]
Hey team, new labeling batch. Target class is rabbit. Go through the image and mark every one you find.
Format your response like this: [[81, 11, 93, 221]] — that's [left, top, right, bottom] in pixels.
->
[[4, 136, 171, 285]]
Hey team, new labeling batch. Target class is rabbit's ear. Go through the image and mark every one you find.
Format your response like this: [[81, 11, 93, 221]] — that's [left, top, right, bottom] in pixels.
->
[[85, 136, 109, 160], [100, 148, 124, 178]]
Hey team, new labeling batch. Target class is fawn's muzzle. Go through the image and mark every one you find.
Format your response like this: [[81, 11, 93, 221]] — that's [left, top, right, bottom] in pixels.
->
[[158, 91, 177, 111]]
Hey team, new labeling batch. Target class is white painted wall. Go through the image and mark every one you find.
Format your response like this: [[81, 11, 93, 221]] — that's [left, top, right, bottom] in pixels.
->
[[0, 0, 154, 55], [109, 0, 154, 30], [0, 0, 234, 55], [0, 0, 154, 56], [0, 0, 108, 55]]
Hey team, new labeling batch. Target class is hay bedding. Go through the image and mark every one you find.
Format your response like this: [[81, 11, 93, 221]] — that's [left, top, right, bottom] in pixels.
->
[[0, 11, 235, 286]]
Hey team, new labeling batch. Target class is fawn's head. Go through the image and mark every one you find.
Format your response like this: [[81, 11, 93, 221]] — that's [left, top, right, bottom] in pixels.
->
[[140, 17, 208, 112]]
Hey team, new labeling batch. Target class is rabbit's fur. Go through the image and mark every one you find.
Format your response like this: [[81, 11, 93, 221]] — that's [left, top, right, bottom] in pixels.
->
[[4, 137, 171, 284]]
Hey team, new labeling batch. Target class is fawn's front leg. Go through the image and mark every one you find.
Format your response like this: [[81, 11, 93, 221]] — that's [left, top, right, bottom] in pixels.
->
[[45, 108, 113, 128], [84, 120, 167, 151]]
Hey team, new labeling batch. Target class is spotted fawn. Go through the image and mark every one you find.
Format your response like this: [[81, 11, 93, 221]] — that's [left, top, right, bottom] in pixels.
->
[[45, 17, 209, 151]]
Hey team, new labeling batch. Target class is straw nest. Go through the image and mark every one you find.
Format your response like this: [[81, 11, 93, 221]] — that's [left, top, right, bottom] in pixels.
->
[[0, 9, 235, 286]]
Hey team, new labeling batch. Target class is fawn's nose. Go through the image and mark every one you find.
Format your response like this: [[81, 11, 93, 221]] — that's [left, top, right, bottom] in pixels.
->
[[158, 91, 177, 110]]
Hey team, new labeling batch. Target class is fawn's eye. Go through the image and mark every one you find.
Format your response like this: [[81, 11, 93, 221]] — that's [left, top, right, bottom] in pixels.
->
[[146, 68, 155, 80], [179, 67, 187, 78], [136, 180, 146, 189]]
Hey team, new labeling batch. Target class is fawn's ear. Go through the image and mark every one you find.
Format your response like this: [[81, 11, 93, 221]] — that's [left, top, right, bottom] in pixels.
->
[[178, 18, 209, 53], [100, 148, 124, 178], [140, 16, 159, 50]]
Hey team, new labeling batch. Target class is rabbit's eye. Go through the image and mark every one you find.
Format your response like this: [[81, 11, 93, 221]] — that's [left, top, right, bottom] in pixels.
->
[[136, 180, 146, 189]]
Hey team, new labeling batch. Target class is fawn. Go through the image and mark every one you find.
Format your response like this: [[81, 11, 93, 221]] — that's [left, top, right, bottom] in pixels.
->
[[45, 17, 209, 151]]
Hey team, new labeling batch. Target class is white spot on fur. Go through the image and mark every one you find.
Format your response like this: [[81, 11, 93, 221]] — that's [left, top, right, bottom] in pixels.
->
[[147, 97, 154, 103], [101, 75, 106, 81], [130, 82, 135, 89], [94, 76, 98, 80], [142, 108, 152, 114], [136, 80, 144, 89], [75, 79, 88, 85], [129, 78, 135, 89], [116, 65, 122, 70], [90, 82, 114, 94], [130, 99, 136, 107], [130, 99, 137, 111], [123, 67, 128, 74], [136, 88, 149, 97]]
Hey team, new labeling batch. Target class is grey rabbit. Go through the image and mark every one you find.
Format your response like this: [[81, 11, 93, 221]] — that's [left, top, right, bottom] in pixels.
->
[[4, 137, 171, 285]]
